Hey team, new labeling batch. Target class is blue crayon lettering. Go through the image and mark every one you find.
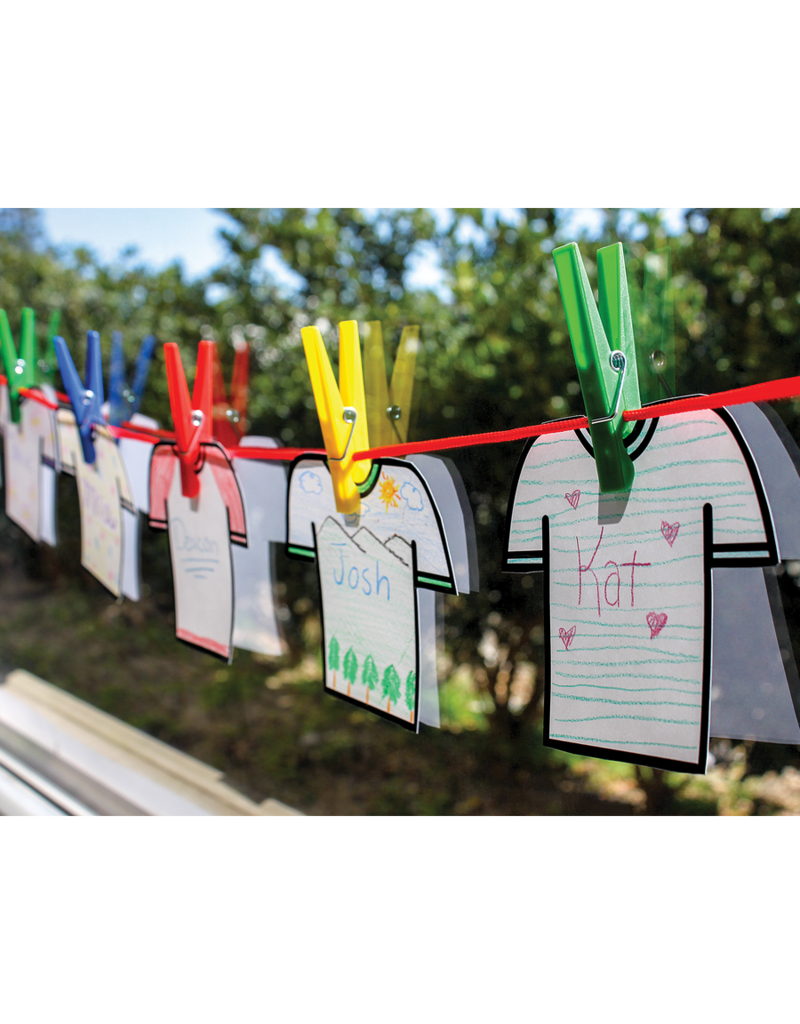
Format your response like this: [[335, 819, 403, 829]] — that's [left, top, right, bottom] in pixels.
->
[[376, 560, 390, 601]]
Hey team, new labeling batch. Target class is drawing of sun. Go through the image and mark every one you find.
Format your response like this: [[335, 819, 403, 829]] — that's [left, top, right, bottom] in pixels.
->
[[378, 472, 400, 511]]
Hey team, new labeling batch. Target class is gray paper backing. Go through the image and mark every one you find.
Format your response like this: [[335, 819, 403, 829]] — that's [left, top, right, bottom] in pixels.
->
[[121, 508, 140, 603], [232, 437, 286, 656], [39, 465, 57, 546], [118, 413, 159, 514], [710, 567, 800, 743], [708, 403, 800, 742], [418, 589, 441, 728], [407, 454, 477, 728]]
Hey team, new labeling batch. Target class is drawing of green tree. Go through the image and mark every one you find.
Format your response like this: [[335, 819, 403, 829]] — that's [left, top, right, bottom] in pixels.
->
[[405, 670, 416, 723], [362, 654, 378, 705], [381, 663, 401, 714], [343, 646, 358, 697], [328, 635, 340, 690]]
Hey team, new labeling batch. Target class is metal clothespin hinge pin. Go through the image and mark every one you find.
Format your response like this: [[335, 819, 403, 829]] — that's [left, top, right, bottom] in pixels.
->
[[590, 351, 627, 426], [386, 405, 402, 421]]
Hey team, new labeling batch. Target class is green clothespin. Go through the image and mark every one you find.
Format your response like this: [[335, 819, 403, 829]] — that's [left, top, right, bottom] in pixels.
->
[[36, 310, 61, 386], [0, 307, 36, 423], [553, 241, 641, 493]]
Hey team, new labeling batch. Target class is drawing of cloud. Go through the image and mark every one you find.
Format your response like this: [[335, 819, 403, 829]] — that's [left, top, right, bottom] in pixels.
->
[[400, 482, 424, 511], [299, 471, 323, 495]]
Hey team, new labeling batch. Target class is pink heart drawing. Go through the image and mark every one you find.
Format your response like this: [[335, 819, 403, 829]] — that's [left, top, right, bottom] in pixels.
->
[[647, 612, 668, 639], [559, 626, 576, 651], [661, 521, 680, 547], [565, 489, 581, 510]]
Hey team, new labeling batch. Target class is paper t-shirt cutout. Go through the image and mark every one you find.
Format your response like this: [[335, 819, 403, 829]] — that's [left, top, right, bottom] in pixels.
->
[[231, 437, 286, 657], [57, 408, 137, 598], [0, 384, 60, 545], [287, 456, 455, 731], [149, 440, 247, 662], [504, 408, 777, 773]]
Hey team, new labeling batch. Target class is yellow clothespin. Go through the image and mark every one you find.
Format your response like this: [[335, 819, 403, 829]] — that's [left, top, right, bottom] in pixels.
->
[[362, 321, 419, 447], [301, 320, 372, 514]]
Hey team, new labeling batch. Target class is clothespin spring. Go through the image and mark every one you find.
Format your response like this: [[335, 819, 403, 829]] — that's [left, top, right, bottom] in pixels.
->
[[591, 351, 627, 426], [176, 409, 206, 464], [328, 407, 358, 463]]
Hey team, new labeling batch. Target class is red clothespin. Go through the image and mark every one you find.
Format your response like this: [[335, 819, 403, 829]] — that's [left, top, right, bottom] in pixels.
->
[[211, 338, 249, 448], [164, 340, 214, 499]]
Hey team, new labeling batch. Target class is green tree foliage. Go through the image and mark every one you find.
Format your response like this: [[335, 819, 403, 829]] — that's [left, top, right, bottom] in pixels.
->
[[343, 646, 358, 696], [381, 663, 401, 711], [362, 654, 378, 704], [328, 635, 340, 689], [405, 670, 416, 721]]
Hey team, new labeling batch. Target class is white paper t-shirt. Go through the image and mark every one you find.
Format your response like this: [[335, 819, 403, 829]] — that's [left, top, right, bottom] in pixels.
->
[[504, 409, 777, 773], [149, 440, 247, 662], [287, 456, 455, 731], [1, 384, 60, 544], [58, 409, 137, 598]]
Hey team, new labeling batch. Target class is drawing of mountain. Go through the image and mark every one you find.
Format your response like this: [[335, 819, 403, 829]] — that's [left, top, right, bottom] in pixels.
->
[[384, 533, 413, 565]]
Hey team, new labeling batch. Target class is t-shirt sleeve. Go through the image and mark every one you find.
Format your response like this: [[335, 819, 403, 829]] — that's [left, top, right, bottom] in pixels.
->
[[28, 387, 60, 471], [96, 428, 136, 514], [56, 408, 82, 476], [21, 395, 50, 468], [206, 444, 247, 547], [504, 434, 570, 572], [286, 457, 335, 560], [393, 464, 455, 594], [41, 407, 59, 471], [148, 442, 176, 529], [115, 447, 136, 513]]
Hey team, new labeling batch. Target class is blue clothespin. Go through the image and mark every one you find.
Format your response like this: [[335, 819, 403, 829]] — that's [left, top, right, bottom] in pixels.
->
[[108, 331, 156, 426], [54, 331, 107, 464]]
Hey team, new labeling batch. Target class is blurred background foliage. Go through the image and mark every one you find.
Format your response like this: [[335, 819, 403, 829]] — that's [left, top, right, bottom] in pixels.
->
[[1, 206, 800, 815]]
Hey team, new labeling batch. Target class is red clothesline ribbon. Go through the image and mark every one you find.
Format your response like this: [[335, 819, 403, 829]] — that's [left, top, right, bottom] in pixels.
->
[[6, 373, 800, 463], [351, 374, 800, 462]]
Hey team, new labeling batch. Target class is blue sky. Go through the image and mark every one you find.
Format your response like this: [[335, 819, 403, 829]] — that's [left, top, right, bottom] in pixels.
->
[[41, 209, 234, 279], [39, 208, 692, 301]]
